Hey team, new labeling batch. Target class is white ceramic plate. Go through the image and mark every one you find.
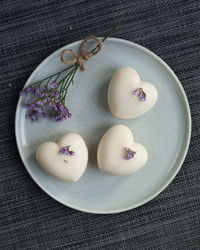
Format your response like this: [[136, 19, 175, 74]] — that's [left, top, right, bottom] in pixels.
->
[[15, 38, 191, 214]]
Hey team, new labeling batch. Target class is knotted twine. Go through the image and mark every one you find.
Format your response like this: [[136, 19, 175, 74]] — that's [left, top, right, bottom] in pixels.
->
[[61, 36, 102, 71]]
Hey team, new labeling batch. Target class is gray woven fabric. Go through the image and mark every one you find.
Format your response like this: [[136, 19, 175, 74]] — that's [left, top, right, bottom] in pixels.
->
[[1, 0, 200, 249]]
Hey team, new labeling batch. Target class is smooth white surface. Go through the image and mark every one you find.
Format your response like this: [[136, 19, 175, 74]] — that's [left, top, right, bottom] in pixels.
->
[[108, 67, 158, 118], [97, 124, 148, 175], [15, 38, 191, 214], [36, 133, 88, 182]]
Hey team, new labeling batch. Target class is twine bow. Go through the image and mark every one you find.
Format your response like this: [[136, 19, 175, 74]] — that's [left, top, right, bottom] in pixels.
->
[[61, 35, 102, 71]]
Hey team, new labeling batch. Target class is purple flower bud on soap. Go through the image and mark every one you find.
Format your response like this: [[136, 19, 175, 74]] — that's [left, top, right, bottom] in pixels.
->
[[124, 147, 136, 160], [139, 92, 146, 101], [133, 88, 147, 101], [58, 147, 66, 154], [133, 89, 139, 95], [139, 92, 144, 98], [59, 146, 75, 155]]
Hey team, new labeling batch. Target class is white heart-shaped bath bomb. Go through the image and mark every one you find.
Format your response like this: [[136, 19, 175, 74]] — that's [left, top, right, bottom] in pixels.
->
[[108, 67, 158, 119], [36, 133, 88, 182], [97, 124, 148, 175]]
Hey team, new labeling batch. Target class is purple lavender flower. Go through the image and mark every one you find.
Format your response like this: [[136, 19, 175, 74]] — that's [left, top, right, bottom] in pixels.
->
[[50, 91, 59, 97], [50, 101, 72, 121], [58, 103, 67, 115], [58, 148, 65, 154], [50, 82, 57, 88], [36, 87, 41, 95], [58, 103, 71, 117], [30, 86, 36, 95], [25, 103, 46, 121], [20, 86, 31, 95], [19, 90, 26, 96], [58, 146, 75, 155], [20, 83, 71, 123], [26, 87, 32, 92], [124, 147, 136, 160], [67, 112, 72, 118], [34, 105, 44, 114], [139, 92, 146, 102], [54, 91, 59, 97], [47, 99, 71, 122], [35, 98, 47, 105], [48, 101, 59, 112], [20, 85, 47, 97], [35, 86, 48, 97], [40, 86, 47, 92], [27, 112, 38, 122], [41, 112, 47, 118], [132, 89, 139, 95], [25, 103, 36, 110], [53, 116, 66, 122], [39, 91, 49, 98], [133, 88, 146, 101]]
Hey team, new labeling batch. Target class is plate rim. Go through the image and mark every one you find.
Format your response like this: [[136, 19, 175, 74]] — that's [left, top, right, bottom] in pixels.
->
[[15, 37, 192, 214]]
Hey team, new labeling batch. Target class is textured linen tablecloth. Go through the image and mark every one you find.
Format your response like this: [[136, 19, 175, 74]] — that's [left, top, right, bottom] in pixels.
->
[[1, 0, 200, 249]]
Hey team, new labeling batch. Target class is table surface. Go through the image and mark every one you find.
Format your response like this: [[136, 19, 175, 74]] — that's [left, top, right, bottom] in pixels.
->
[[1, 0, 200, 249]]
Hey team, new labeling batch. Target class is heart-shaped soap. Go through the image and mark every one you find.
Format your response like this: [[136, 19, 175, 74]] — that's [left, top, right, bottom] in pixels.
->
[[36, 133, 88, 182], [108, 67, 158, 119], [97, 124, 148, 175]]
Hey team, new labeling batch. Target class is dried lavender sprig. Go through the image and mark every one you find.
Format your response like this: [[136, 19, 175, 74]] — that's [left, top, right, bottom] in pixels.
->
[[20, 15, 124, 122]]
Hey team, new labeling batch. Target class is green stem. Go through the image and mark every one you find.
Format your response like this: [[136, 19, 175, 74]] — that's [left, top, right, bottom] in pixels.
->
[[90, 13, 125, 54], [32, 64, 76, 86], [62, 66, 78, 102], [38, 81, 42, 87], [57, 66, 76, 86], [101, 14, 125, 42], [46, 76, 52, 85], [59, 67, 76, 96], [54, 73, 61, 82]]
